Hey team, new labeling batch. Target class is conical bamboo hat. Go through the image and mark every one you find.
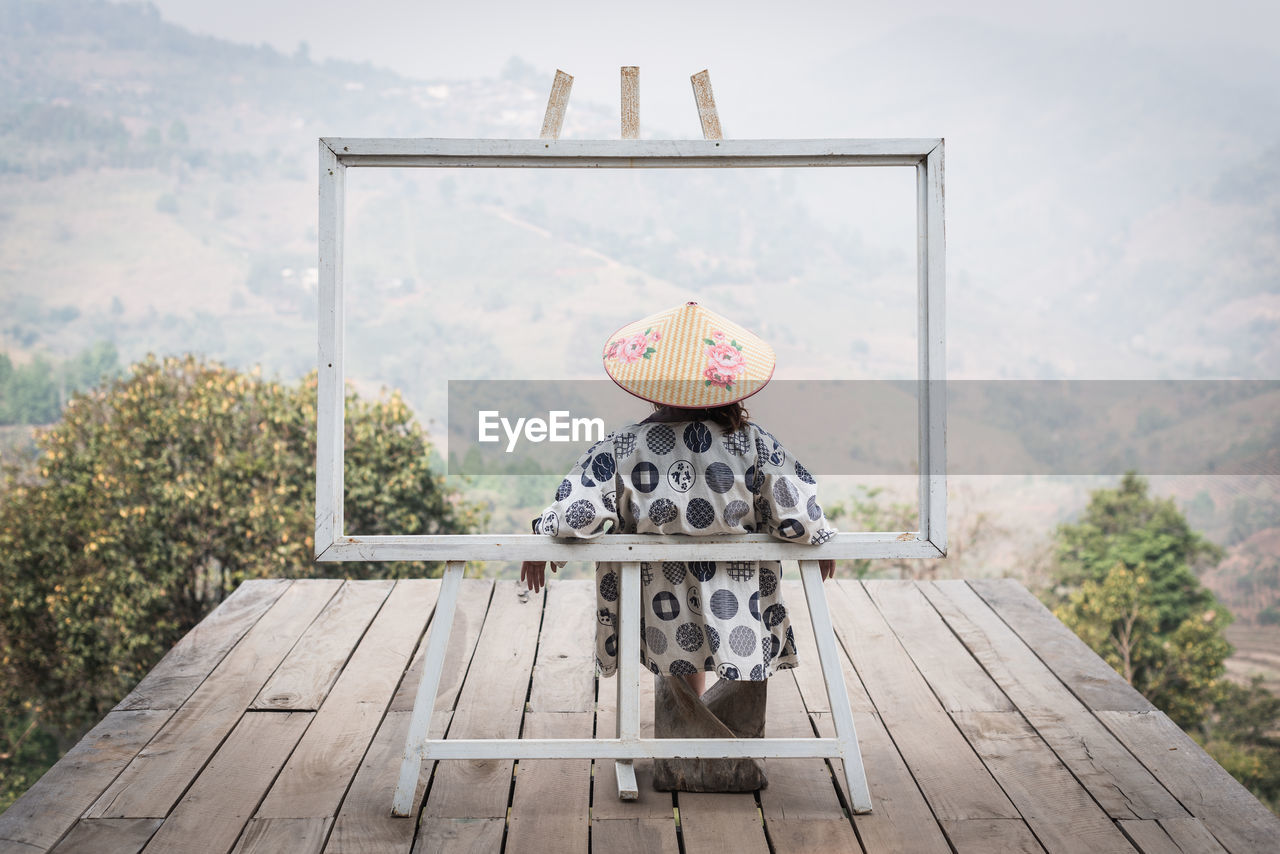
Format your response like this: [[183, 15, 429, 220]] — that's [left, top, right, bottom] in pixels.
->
[[601, 301, 775, 408]]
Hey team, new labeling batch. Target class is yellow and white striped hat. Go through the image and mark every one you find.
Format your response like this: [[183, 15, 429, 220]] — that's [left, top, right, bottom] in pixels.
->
[[602, 302, 776, 408]]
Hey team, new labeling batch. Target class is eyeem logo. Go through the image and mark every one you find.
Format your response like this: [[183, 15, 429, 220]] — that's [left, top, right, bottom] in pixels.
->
[[478, 410, 606, 453]]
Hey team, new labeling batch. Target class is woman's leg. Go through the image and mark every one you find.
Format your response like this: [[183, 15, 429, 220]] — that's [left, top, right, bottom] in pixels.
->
[[683, 671, 706, 697]]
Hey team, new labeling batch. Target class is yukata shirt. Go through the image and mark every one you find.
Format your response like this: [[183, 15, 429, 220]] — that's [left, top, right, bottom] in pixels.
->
[[532, 418, 837, 681]]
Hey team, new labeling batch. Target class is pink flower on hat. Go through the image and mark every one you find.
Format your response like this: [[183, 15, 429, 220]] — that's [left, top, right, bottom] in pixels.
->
[[702, 331, 746, 389]]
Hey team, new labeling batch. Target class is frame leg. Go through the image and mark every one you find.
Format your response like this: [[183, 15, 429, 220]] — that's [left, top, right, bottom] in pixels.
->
[[615, 560, 641, 800], [392, 560, 465, 817], [799, 561, 873, 814]]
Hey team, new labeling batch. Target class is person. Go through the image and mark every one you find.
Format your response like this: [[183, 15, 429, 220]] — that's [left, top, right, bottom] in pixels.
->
[[521, 301, 837, 700]]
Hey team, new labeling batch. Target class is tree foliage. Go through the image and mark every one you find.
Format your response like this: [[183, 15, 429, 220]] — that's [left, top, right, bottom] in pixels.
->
[[0, 353, 484, 750], [1055, 562, 1231, 726]]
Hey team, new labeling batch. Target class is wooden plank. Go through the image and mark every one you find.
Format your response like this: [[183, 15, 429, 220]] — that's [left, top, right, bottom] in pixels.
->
[[46, 819, 162, 854], [827, 580, 1018, 820], [1116, 818, 1227, 854], [420, 581, 544, 832], [621, 66, 639, 139], [390, 580, 492, 713], [116, 579, 290, 711], [251, 579, 394, 710], [590, 818, 680, 854], [952, 711, 1137, 854], [968, 578, 1154, 712], [0, 710, 171, 851], [324, 709, 451, 854], [1096, 710, 1280, 854], [539, 69, 573, 140], [592, 666, 672, 823], [864, 581, 1013, 711], [87, 579, 342, 819], [810, 707, 954, 853], [410, 819, 503, 854], [925, 580, 1187, 819], [940, 819, 1046, 854], [758, 671, 862, 852], [505, 712, 592, 852], [690, 70, 723, 140], [140, 711, 313, 854], [256, 580, 440, 819], [677, 791, 768, 854], [231, 818, 331, 854], [528, 580, 595, 712], [786, 580, 964, 852]]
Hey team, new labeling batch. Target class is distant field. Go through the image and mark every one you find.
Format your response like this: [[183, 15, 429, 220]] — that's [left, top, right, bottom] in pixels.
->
[[1225, 623, 1280, 695]]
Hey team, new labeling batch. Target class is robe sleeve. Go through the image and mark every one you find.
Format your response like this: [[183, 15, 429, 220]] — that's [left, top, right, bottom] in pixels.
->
[[529, 436, 622, 565], [750, 424, 838, 546]]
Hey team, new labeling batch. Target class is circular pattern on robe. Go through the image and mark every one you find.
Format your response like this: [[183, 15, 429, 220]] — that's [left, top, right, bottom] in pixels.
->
[[744, 464, 763, 492], [648, 659, 661, 674], [599, 571, 618, 602], [646, 425, 676, 455], [686, 498, 716, 529], [540, 511, 558, 536], [580, 467, 596, 488], [602, 490, 617, 513], [555, 479, 572, 501], [649, 498, 678, 526], [807, 494, 822, 521], [689, 561, 716, 582], [705, 625, 721, 653], [616, 432, 638, 458], [645, 625, 668, 655], [652, 591, 680, 621], [750, 664, 764, 681], [763, 633, 777, 665], [729, 625, 757, 656], [667, 460, 695, 493], [704, 656, 716, 671], [717, 662, 740, 680], [772, 477, 799, 508], [676, 623, 704, 652], [778, 518, 805, 539], [631, 462, 660, 493], [662, 561, 687, 584], [811, 529, 836, 545], [704, 461, 735, 493], [605, 633, 617, 657], [723, 499, 751, 527], [591, 452, 616, 483], [686, 586, 702, 615], [749, 591, 761, 621], [782, 626, 797, 656], [709, 589, 738, 620], [795, 460, 816, 484], [669, 659, 697, 676], [566, 499, 596, 529], [759, 567, 778, 597], [683, 422, 713, 453], [763, 603, 787, 629]]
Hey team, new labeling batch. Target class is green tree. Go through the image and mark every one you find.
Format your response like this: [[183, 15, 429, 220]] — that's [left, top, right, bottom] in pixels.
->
[[1055, 562, 1231, 726], [1050, 471, 1225, 633], [1196, 676, 1280, 811], [0, 353, 484, 789]]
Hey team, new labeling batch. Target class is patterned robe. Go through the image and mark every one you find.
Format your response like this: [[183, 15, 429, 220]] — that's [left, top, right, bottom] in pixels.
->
[[533, 414, 837, 681]]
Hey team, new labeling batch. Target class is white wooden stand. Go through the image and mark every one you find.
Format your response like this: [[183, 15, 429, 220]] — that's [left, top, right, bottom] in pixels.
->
[[391, 559, 873, 817]]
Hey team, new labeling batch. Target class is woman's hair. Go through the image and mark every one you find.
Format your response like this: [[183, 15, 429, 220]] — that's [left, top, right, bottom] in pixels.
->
[[653, 401, 750, 435]]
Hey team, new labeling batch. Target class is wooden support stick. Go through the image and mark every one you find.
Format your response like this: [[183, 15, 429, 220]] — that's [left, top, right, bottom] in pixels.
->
[[690, 69, 722, 140], [621, 66, 639, 139], [540, 70, 574, 140]]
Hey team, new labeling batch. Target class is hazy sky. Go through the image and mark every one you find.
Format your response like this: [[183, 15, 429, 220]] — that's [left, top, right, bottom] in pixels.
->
[[130, 0, 1280, 137]]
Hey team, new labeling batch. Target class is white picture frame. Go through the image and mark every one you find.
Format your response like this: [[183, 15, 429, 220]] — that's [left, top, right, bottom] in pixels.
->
[[313, 137, 947, 564]]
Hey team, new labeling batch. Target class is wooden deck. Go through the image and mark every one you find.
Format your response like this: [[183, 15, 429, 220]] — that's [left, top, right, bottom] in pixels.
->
[[2, 576, 1278, 854]]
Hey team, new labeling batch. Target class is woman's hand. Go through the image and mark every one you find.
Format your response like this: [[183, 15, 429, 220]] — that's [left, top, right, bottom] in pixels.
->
[[521, 560, 555, 594], [819, 559, 836, 581]]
